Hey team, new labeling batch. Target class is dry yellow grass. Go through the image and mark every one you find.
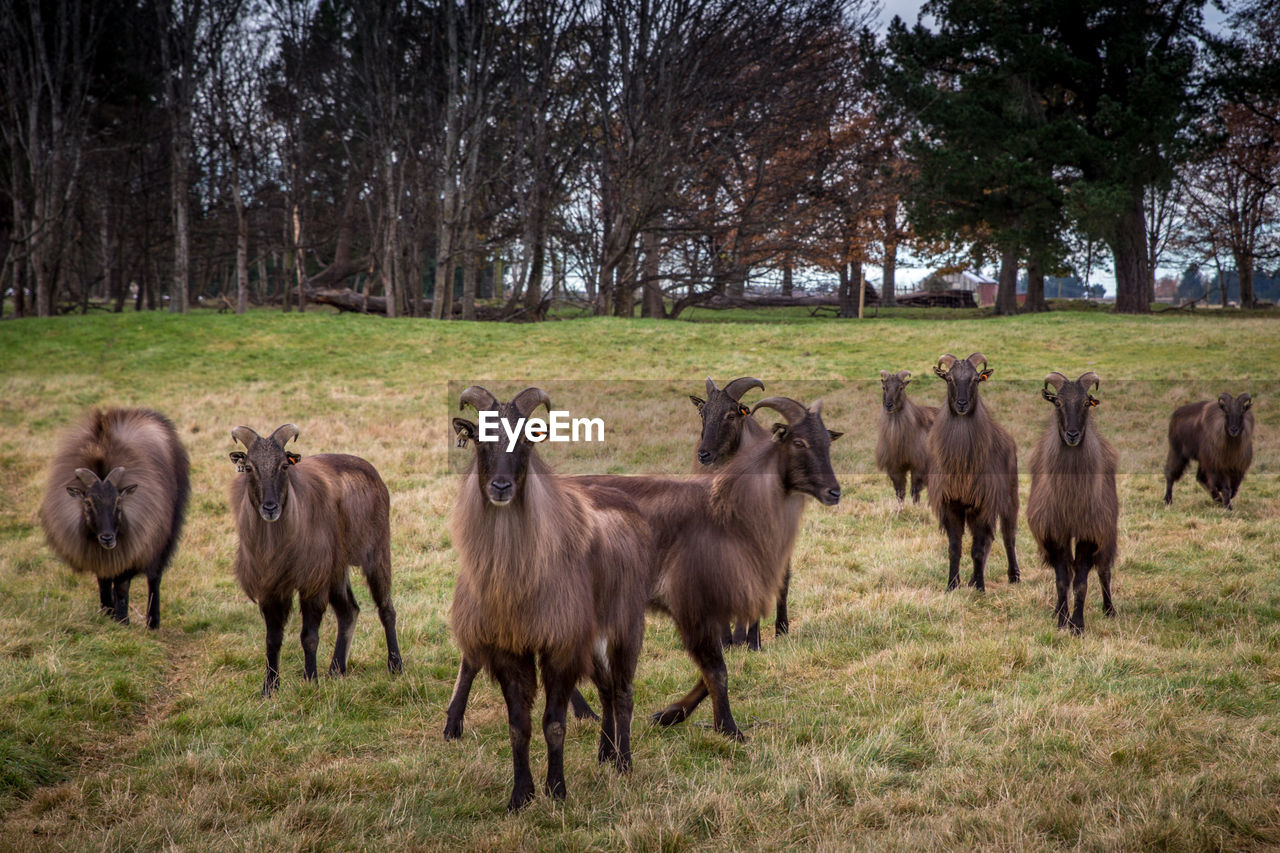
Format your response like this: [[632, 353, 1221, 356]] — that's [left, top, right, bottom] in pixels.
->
[[0, 308, 1277, 850]]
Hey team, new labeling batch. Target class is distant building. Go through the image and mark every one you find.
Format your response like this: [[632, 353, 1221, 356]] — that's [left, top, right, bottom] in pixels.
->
[[926, 269, 999, 307]]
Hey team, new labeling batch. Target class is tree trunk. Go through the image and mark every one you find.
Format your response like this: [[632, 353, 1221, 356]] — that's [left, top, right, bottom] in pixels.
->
[[1110, 189, 1151, 314], [838, 263, 855, 318], [995, 244, 1019, 315], [231, 162, 248, 314], [881, 200, 898, 306], [596, 263, 612, 315], [281, 227, 293, 313], [520, 217, 546, 314], [169, 123, 191, 313], [1234, 251, 1254, 308], [1024, 254, 1048, 312], [1212, 252, 1228, 308], [641, 230, 664, 318], [781, 260, 793, 297], [432, 108, 459, 320], [461, 230, 479, 320], [855, 263, 865, 319], [613, 243, 636, 317], [100, 195, 124, 313]]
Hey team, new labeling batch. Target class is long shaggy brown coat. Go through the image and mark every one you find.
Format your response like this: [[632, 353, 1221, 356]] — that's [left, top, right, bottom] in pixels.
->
[[1164, 396, 1254, 508], [41, 407, 189, 580], [1027, 418, 1119, 569], [927, 405, 1018, 529], [588, 437, 806, 635], [876, 372, 937, 503], [231, 454, 390, 603], [450, 453, 651, 678]]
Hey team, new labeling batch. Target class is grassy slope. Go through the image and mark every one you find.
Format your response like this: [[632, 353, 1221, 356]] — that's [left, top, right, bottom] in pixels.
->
[[0, 308, 1278, 851]]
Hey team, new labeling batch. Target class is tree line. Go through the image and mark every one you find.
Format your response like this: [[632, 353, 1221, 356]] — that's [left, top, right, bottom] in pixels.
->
[[2, 0, 1277, 320]]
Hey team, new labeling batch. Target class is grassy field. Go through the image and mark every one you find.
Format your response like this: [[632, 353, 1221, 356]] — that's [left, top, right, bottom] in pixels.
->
[[1, 307, 1278, 851]]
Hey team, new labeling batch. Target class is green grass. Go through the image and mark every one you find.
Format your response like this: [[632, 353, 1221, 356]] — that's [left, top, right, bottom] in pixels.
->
[[1, 308, 1278, 850]]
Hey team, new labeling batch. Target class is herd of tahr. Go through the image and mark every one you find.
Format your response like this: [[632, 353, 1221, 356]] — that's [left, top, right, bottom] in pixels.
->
[[37, 352, 1255, 811]]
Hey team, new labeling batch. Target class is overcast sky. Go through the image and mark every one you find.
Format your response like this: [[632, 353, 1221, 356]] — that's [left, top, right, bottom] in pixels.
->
[[875, 0, 929, 30]]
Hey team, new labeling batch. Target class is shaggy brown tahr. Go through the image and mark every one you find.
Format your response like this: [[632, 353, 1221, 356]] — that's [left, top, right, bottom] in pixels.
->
[[1027, 372, 1119, 634], [449, 386, 653, 812], [444, 394, 843, 748], [876, 369, 937, 504], [40, 407, 190, 628], [1164, 392, 1254, 509], [594, 395, 842, 741], [927, 353, 1019, 591], [229, 424, 401, 697], [690, 375, 789, 649]]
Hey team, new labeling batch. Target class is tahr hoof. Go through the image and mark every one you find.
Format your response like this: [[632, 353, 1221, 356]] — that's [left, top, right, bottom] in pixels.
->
[[716, 724, 747, 743], [387, 654, 403, 675], [443, 718, 463, 741], [507, 787, 536, 813], [651, 705, 689, 727]]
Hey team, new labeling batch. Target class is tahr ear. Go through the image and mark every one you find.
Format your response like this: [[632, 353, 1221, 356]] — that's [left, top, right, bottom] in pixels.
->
[[1088, 396, 1099, 408], [738, 404, 750, 417], [453, 417, 477, 448], [1041, 388, 1058, 404], [770, 422, 788, 440], [979, 368, 993, 382], [827, 430, 843, 442], [285, 451, 301, 465], [119, 483, 138, 496], [66, 485, 85, 498], [689, 395, 705, 411], [229, 451, 247, 472]]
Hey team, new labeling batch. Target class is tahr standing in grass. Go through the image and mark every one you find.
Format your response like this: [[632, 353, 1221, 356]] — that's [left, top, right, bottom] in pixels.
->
[[41, 407, 190, 629], [1164, 392, 1254, 510], [927, 353, 1019, 591], [228, 424, 401, 696], [1027, 372, 1118, 634]]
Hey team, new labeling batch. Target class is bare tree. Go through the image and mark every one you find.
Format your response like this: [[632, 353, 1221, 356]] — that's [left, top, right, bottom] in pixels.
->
[[1181, 104, 1279, 308], [0, 0, 107, 316], [202, 8, 269, 314], [430, 0, 511, 320]]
